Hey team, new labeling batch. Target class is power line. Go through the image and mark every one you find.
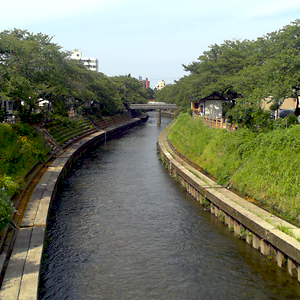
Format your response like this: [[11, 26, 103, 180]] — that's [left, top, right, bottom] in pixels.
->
[[148, 77, 181, 81]]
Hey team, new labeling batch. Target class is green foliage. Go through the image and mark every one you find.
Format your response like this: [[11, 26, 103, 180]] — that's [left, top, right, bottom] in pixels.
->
[[0, 123, 48, 230], [0, 107, 7, 122], [45, 115, 76, 128], [269, 102, 280, 112], [169, 114, 300, 224], [226, 102, 274, 131], [0, 188, 12, 231], [110, 75, 148, 110], [146, 87, 155, 100], [0, 29, 147, 121], [274, 114, 298, 129], [0, 123, 47, 178]]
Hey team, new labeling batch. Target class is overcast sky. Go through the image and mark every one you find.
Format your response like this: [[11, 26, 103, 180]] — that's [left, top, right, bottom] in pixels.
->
[[1, 0, 300, 87]]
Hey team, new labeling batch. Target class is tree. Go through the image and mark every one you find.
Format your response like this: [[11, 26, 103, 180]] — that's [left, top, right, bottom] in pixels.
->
[[0, 106, 7, 122], [0, 29, 70, 122], [157, 19, 300, 122], [111, 76, 148, 110], [0, 29, 129, 119], [146, 87, 155, 100]]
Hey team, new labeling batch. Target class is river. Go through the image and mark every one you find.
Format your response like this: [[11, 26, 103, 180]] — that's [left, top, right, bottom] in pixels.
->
[[39, 112, 300, 299]]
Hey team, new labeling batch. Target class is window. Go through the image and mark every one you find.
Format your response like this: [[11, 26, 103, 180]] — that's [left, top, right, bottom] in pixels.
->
[[194, 103, 199, 109]]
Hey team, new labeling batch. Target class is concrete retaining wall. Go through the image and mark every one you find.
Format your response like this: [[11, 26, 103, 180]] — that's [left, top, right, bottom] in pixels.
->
[[0, 118, 143, 300], [158, 122, 300, 283]]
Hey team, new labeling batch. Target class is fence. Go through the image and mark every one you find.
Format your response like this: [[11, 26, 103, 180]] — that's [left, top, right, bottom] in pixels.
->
[[194, 114, 236, 131]]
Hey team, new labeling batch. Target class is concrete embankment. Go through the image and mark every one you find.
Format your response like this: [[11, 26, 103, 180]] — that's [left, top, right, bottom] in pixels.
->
[[158, 122, 300, 283], [0, 117, 144, 300]]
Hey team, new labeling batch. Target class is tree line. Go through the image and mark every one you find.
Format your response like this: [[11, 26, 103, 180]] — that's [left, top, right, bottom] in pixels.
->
[[0, 29, 148, 123], [155, 19, 300, 129]]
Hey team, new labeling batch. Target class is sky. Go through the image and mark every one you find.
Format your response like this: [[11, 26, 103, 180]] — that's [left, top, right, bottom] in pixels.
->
[[1, 0, 300, 88]]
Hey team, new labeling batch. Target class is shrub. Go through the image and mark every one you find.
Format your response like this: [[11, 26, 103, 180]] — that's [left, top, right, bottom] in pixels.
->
[[0, 189, 12, 231], [0, 123, 48, 230]]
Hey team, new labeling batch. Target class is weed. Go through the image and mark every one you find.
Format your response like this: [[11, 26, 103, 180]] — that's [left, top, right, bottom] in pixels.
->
[[202, 197, 210, 208], [239, 227, 247, 240], [277, 225, 293, 236], [219, 213, 225, 223]]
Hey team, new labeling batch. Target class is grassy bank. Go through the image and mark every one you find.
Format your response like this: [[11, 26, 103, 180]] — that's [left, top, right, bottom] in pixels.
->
[[0, 123, 48, 230], [168, 113, 300, 224]]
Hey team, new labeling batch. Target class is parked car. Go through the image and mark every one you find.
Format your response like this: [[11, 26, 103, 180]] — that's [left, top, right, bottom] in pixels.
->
[[278, 109, 294, 118]]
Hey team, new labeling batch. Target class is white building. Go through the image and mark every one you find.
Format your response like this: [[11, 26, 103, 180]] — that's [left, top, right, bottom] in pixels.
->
[[1, 100, 16, 120], [155, 80, 165, 90], [70, 49, 99, 72], [190, 92, 227, 119]]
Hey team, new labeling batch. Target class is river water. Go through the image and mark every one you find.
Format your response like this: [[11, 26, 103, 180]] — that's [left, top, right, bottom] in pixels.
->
[[39, 112, 300, 299]]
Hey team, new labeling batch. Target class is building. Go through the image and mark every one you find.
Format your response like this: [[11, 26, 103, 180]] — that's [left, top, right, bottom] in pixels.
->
[[190, 92, 227, 119], [1, 99, 17, 120], [70, 49, 99, 72], [139, 76, 150, 89], [155, 80, 165, 90], [262, 96, 297, 111]]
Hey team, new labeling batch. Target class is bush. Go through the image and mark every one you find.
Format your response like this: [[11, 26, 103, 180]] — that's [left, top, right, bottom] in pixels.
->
[[226, 104, 274, 131], [0, 123, 48, 230], [0, 123, 47, 178], [0, 189, 12, 231], [29, 112, 44, 124], [0, 107, 7, 123]]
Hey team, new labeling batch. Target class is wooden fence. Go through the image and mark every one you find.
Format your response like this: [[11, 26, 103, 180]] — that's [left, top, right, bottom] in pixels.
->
[[194, 114, 236, 131]]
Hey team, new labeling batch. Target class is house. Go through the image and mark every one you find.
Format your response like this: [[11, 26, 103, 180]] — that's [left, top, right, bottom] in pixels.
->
[[262, 97, 297, 111], [1, 99, 17, 120], [190, 92, 227, 119]]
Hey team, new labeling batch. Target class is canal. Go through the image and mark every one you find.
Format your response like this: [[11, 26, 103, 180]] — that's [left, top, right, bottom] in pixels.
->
[[39, 112, 300, 299]]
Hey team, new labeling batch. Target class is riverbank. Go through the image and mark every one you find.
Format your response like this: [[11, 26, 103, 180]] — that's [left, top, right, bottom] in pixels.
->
[[168, 113, 300, 225], [158, 120, 300, 283], [0, 116, 146, 300]]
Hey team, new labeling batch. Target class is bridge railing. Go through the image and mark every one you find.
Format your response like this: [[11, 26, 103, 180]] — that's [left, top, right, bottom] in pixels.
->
[[130, 103, 177, 110]]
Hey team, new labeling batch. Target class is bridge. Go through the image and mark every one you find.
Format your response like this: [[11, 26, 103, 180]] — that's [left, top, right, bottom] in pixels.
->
[[130, 103, 178, 124]]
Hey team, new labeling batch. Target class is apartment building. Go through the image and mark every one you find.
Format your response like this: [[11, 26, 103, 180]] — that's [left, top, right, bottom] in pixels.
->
[[155, 80, 165, 90], [70, 49, 99, 72], [139, 76, 150, 89]]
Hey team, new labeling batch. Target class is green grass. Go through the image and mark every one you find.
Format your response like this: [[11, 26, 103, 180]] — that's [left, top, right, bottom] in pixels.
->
[[168, 113, 300, 224], [0, 123, 48, 230], [46, 117, 95, 147]]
